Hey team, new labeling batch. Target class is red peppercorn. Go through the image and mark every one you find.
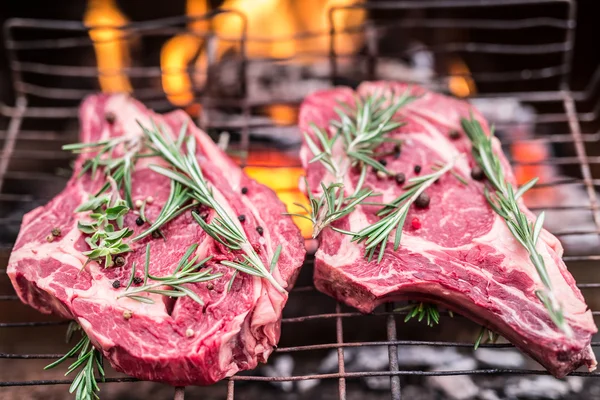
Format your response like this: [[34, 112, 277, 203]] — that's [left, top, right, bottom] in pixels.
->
[[411, 217, 422, 229]]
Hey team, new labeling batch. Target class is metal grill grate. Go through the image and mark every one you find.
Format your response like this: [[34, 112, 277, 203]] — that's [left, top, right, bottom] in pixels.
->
[[2, 0, 600, 399]]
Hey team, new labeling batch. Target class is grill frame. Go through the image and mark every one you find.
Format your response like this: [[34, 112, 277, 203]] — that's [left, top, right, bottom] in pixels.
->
[[2, 0, 600, 399]]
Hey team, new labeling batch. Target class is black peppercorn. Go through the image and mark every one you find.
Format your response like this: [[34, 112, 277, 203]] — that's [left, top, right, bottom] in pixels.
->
[[112, 280, 121, 289], [415, 192, 430, 209], [414, 165, 422, 174], [238, 214, 246, 222], [135, 217, 144, 226], [256, 226, 264, 235], [449, 130, 460, 140], [394, 172, 406, 185], [471, 166, 485, 181], [207, 283, 214, 290], [379, 159, 387, 167], [105, 112, 116, 124], [115, 256, 126, 267], [51, 227, 61, 237], [133, 277, 143, 285], [394, 144, 402, 153], [152, 231, 161, 239], [241, 187, 248, 194]]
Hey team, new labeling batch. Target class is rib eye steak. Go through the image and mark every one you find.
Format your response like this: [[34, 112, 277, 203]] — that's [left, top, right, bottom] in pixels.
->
[[299, 81, 597, 378], [8, 94, 305, 385]]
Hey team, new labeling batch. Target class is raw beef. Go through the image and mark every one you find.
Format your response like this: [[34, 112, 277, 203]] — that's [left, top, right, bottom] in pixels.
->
[[299, 82, 597, 378], [8, 94, 305, 385]]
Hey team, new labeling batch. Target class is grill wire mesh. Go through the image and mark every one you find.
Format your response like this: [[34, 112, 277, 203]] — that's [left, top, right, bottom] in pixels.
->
[[1, 0, 600, 399]]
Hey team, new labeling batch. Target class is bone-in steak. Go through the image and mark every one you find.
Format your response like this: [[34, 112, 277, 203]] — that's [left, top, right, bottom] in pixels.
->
[[299, 82, 597, 378], [8, 94, 305, 385]]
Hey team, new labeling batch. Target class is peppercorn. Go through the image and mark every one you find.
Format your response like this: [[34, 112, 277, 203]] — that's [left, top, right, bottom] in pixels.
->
[[394, 144, 402, 153], [133, 276, 143, 285], [115, 256, 126, 267], [45, 234, 54, 243], [449, 130, 460, 140], [152, 231, 161, 239], [415, 193, 430, 209], [379, 159, 387, 167], [105, 112, 116, 124], [256, 226, 264, 236], [207, 283, 214, 290], [376, 170, 387, 180], [414, 165, 422, 174], [471, 166, 485, 181], [112, 280, 121, 289], [394, 172, 406, 185], [241, 187, 248, 195], [411, 217, 422, 229], [123, 310, 133, 320], [51, 227, 61, 237], [238, 214, 246, 222], [135, 217, 144, 226]]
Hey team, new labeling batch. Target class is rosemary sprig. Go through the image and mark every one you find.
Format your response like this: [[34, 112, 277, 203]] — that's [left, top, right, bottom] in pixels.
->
[[139, 121, 286, 294], [119, 243, 222, 304], [76, 193, 133, 268], [341, 158, 457, 263], [305, 91, 415, 193], [396, 303, 440, 327], [64, 135, 143, 209], [287, 179, 373, 238], [45, 322, 105, 400], [474, 326, 499, 350], [133, 180, 194, 241], [461, 115, 571, 337]]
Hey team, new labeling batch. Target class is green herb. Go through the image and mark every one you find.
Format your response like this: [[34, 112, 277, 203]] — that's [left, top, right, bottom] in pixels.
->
[[133, 180, 193, 241], [45, 322, 105, 400], [461, 115, 571, 337], [119, 243, 222, 304], [76, 194, 133, 268], [305, 91, 415, 194], [287, 178, 374, 238], [396, 303, 440, 327], [139, 120, 286, 294], [474, 326, 499, 350], [64, 135, 143, 209], [340, 158, 457, 263]]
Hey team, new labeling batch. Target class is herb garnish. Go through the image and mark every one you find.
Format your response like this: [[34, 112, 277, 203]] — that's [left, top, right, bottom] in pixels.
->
[[288, 179, 373, 238], [461, 114, 571, 336], [305, 91, 415, 193], [64, 135, 144, 209], [474, 326, 500, 350], [45, 322, 105, 400], [118, 243, 222, 304], [138, 121, 286, 294], [76, 193, 133, 268], [396, 302, 441, 327], [340, 158, 457, 263]]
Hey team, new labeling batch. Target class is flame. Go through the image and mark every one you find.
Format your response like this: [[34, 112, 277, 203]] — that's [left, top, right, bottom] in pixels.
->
[[161, 0, 365, 106], [263, 105, 298, 125], [448, 57, 476, 98], [511, 140, 554, 204], [245, 166, 312, 238], [84, 0, 132, 93], [161, 0, 209, 106]]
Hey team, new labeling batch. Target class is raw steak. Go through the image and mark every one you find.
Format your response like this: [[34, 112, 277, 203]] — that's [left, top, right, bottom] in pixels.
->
[[299, 82, 597, 378], [8, 94, 305, 385]]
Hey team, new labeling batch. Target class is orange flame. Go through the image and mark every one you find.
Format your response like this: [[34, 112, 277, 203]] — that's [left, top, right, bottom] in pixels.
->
[[161, 0, 365, 106], [448, 57, 476, 98], [84, 0, 132, 93], [161, 0, 209, 106]]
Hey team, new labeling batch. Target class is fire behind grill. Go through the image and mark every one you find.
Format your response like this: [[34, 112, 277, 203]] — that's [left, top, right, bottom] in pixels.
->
[[1, 1, 600, 399]]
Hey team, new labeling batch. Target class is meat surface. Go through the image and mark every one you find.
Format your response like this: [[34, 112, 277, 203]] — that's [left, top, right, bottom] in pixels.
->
[[299, 82, 597, 378], [8, 94, 305, 385]]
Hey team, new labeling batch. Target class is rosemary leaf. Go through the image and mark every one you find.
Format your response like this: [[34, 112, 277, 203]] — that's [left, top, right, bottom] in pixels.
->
[[461, 114, 571, 337]]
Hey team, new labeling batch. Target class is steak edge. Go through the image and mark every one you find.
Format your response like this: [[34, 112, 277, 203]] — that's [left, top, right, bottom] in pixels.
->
[[299, 82, 597, 378]]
